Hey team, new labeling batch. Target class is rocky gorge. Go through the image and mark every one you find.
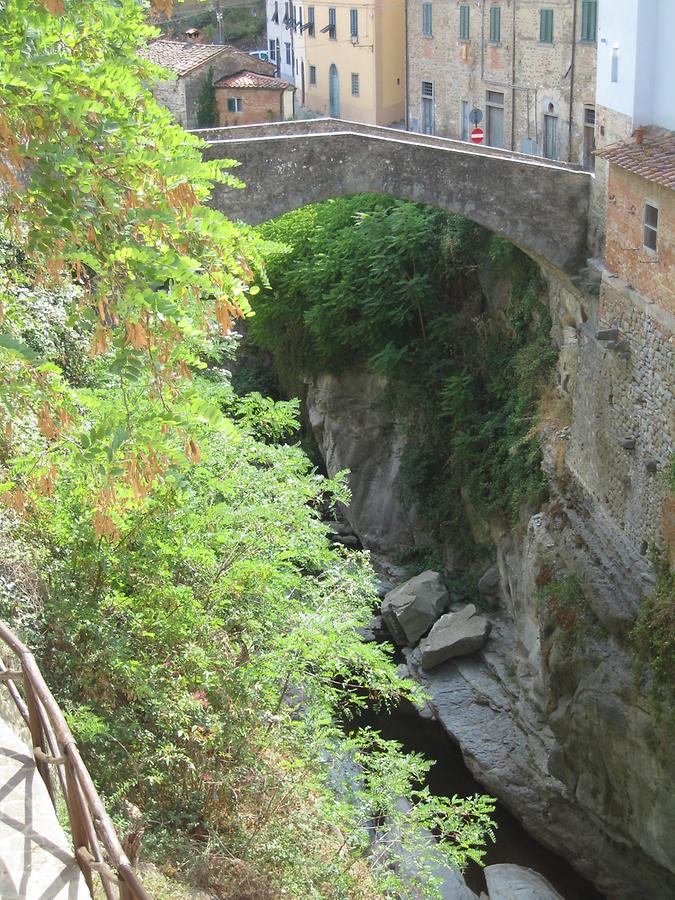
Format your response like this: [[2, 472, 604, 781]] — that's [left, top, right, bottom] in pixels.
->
[[305, 282, 674, 899]]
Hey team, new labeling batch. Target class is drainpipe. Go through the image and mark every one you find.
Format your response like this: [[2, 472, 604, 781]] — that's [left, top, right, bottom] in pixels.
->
[[404, 0, 409, 129], [567, 0, 578, 162], [480, 0, 485, 81], [511, 0, 517, 151]]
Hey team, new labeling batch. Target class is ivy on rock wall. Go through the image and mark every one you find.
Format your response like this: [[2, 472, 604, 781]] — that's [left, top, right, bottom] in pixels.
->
[[252, 197, 556, 553]]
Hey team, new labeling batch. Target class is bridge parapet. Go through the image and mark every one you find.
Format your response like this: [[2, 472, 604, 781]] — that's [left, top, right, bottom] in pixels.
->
[[199, 120, 591, 276], [194, 118, 586, 172]]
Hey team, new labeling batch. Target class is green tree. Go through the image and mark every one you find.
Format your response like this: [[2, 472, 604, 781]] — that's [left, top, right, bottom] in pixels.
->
[[0, 0, 261, 529], [196, 65, 218, 128]]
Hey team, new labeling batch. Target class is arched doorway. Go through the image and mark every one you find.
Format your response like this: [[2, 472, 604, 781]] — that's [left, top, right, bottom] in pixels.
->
[[329, 64, 340, 118]]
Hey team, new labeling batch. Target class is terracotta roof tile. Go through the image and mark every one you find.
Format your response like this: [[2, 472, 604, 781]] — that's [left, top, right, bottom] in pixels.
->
[[595, 131, 675, 190], [140, 40, 238, 77], [214, 69, 291, 90]]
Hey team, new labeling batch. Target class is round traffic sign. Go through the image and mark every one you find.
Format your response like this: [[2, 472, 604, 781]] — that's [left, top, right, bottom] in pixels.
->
[[471, 127, 484, 144], [469, 107, 483, 125]]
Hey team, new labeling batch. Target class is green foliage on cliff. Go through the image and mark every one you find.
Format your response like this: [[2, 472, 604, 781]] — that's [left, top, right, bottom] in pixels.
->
[[632, 553, 675, 711], [251, 197, 555, 549], [2, 267, 496, 897], [0, 5, 495, 896]]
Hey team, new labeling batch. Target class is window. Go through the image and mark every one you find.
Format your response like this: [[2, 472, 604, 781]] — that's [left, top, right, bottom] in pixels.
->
[[285, 41, 291, 64], [581, 0, 598, 42], [422, 2, 432, 37], [351, 72, 360, 95], [611, 45, 619, 82], [540, 9, 553, 43], [284, 1, 289, 23], [226, 97, 243, 113], [309, 64, 316, 85], [486, 90, 504, 147], [328, 7, 336, 39], [350, 8, 358, 38], [583, 106, 595, 171], [461, 99, 469, 140], [489, 5, 501, 42], [269, 39, 276, 61], [543, 112, 558, 159], [272, 1, 279, 24], [644, 204, 658, 252], [298, 6, 303, 27], [459, 4, 470, 40], [307, 6, 315, 35], [421, 81, 433, 134]]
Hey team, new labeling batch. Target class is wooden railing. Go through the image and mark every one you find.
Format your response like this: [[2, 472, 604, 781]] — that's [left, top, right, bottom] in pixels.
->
[[0, 621, 149, 900]]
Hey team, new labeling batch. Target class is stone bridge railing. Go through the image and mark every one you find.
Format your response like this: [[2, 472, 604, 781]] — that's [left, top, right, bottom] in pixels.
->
[[196, 119, 592, 276]]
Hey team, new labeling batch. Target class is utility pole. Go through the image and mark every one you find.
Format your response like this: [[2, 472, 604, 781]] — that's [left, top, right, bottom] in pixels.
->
[[215, 0, 224, 44]]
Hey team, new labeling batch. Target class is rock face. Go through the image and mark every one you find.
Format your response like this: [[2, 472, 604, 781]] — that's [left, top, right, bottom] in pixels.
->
[[420, 605, 491, 669], [484, 864, 563, 900], [306, 369, 420, 555], [304, 274, 675, 898], [381, 570, 449, 646]]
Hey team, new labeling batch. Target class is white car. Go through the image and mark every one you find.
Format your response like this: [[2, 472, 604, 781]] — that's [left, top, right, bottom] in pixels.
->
[[249, 49, 269, 62]]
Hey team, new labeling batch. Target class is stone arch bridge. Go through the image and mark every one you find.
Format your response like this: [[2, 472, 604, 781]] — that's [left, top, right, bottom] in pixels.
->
[[197, 119, 592, 277]]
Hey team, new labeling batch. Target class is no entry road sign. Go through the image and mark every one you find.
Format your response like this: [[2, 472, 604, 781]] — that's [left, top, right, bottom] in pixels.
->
[[471, 127, 484, 144]]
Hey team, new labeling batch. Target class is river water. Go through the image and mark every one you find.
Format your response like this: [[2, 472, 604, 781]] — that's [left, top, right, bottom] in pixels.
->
[[357, 698, 606, 899]]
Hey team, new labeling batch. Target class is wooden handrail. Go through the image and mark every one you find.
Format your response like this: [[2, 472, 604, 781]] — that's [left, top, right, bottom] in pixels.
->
[[0, 620, 149, 900]]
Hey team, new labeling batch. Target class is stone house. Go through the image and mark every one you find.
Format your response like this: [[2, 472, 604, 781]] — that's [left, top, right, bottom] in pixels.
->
[[596, 132, 674, 315], [214, 70, 295, 126], [405, 0, 597, 165], [140, 39, 275, 130]]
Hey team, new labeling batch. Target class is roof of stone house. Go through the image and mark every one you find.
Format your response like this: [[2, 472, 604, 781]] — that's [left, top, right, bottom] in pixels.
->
[[139, 40, 258, 77], [215, 70, 292, 90], [595, 130, 675, 190]]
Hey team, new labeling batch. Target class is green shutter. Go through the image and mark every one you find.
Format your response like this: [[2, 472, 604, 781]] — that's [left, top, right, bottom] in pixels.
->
[[489, 6, 500, 42], [581, 0, 597, 42], [540, 9, 553, 43], [227, 97, 236, 112], [459, 4, 470, 40]]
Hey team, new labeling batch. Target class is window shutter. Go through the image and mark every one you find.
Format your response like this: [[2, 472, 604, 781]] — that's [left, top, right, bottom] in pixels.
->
[[540, 9, 553, 43], [227, 97, 236, 112], [489, 6, 501, 43], [581, 0, 598, 42], [459, 5, 470, 40]]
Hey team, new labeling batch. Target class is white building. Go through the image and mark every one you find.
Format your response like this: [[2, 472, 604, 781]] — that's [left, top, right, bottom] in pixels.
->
[[266, 0, 308, 107], [595, 0, 675, 144]]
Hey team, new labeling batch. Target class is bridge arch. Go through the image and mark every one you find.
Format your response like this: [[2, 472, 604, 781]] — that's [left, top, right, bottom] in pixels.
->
[[200, 120, 591, 279]]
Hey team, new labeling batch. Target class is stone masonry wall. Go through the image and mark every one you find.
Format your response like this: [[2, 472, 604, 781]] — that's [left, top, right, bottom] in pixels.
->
[[406, 0, 596, 165], [567, 271, 674, 553]]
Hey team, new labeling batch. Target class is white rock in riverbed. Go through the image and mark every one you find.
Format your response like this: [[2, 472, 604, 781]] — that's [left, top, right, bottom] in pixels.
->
[[381, 570, 449, 646], [484, 863, 564, 899], [419, 604, 491, 669]]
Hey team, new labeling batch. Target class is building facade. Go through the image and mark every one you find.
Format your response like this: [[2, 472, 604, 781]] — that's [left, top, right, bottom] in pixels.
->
[[215, 70, 295, 126], [405, 0, 597, 165], [140, 39, 275, 129], [266, 0, 307, 107], [589, 0, 675, 256], [301, 0, 405, 125]]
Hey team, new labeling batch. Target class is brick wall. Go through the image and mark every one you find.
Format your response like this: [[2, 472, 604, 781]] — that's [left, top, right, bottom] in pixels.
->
[[215, 87, 285, 126], [604, 166, 674, 315], [406, 0, 596, 165]]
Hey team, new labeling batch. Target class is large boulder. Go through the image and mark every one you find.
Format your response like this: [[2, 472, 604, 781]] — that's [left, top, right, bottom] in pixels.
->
[[381, 571, 449, 646], [484, 864, 564, 899], [419, 604, 491, 669]]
